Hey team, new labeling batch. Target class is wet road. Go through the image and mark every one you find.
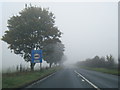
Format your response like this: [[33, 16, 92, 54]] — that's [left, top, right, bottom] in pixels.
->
[[26, 65, 118, 89]]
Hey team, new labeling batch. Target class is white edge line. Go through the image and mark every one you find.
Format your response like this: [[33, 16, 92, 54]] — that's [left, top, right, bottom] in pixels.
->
[[26, 72, 56, 88], [74, 70, 100, 90]]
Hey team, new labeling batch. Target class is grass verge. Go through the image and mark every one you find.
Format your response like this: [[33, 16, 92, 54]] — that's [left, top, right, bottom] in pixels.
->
[[80, 66, 120, 76], [2, 66, 61, 88]]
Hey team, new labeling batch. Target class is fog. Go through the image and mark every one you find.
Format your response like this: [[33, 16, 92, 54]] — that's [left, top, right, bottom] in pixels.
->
[[0, 2, 118, 72]]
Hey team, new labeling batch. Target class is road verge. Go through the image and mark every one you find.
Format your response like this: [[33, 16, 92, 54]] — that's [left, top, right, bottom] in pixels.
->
[[2, 66, 61, 88], [79, 66, 119, 75]]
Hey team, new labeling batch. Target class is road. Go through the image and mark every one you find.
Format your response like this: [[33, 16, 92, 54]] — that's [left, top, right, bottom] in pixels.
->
[[26, 65, 119, 89]]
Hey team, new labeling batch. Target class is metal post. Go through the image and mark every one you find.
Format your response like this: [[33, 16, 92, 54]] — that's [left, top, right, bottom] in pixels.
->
[[40, 63, 42, 71], [40, 46, 43, 71]]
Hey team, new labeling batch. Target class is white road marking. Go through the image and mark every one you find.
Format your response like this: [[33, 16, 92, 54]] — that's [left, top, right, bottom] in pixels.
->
[[74, 70, 101, 90], [82, 79, 85, 82], [26, 72, 56, 88]]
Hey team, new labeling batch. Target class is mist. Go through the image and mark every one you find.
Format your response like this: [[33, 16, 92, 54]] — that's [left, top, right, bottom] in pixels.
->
[[1, 2, 118, 72]]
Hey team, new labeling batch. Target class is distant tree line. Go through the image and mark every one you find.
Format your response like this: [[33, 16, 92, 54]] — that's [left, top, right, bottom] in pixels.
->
[[76, 55, 118, 69]]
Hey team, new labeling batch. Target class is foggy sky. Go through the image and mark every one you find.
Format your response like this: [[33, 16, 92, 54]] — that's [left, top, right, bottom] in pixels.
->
[[0, 2, 118, 71]]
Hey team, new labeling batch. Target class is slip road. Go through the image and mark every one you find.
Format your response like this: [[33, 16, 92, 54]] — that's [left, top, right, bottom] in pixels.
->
[[25, 66, 118, 88]]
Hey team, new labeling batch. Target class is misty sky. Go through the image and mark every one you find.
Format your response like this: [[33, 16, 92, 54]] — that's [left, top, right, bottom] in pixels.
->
[[0, 2, 118, 71]]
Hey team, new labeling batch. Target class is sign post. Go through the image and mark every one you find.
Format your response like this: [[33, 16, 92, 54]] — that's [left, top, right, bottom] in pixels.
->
[[40, 63, 42, 71], [31, 50, 42, 70]]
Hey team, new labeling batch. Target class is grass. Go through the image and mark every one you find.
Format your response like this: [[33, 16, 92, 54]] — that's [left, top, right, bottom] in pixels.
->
[[2, 66, 61, 88], [80, 66, 120, 75]]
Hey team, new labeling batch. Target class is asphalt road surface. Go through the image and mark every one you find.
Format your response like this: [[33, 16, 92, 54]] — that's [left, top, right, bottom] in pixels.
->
[[26, 65, 118, 89]]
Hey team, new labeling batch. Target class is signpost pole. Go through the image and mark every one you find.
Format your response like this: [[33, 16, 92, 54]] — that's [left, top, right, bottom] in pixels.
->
[[40, 63, 42, 71], [40, 46, 43, 71]]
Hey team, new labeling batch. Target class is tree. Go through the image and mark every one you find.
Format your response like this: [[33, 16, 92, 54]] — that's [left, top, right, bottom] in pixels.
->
[[43, 42, 64, 67], [118, 57, 120, 71], [99, 57, 106, 68], [106, 54, 115, 68], [2, 5, 63, 70], [76, 55, 116, 69]]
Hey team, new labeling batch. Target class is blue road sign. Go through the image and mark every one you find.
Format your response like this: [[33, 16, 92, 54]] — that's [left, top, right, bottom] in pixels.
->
[[31, 50, 42, 63]]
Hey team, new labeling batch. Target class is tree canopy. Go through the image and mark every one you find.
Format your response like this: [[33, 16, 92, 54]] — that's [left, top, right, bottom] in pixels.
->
[[43, 42, 64, 67], [2, 5, 64, 70]]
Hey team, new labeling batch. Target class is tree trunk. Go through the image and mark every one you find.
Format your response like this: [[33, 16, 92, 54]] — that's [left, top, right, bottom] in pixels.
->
[[30, 62, 35, 71]]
